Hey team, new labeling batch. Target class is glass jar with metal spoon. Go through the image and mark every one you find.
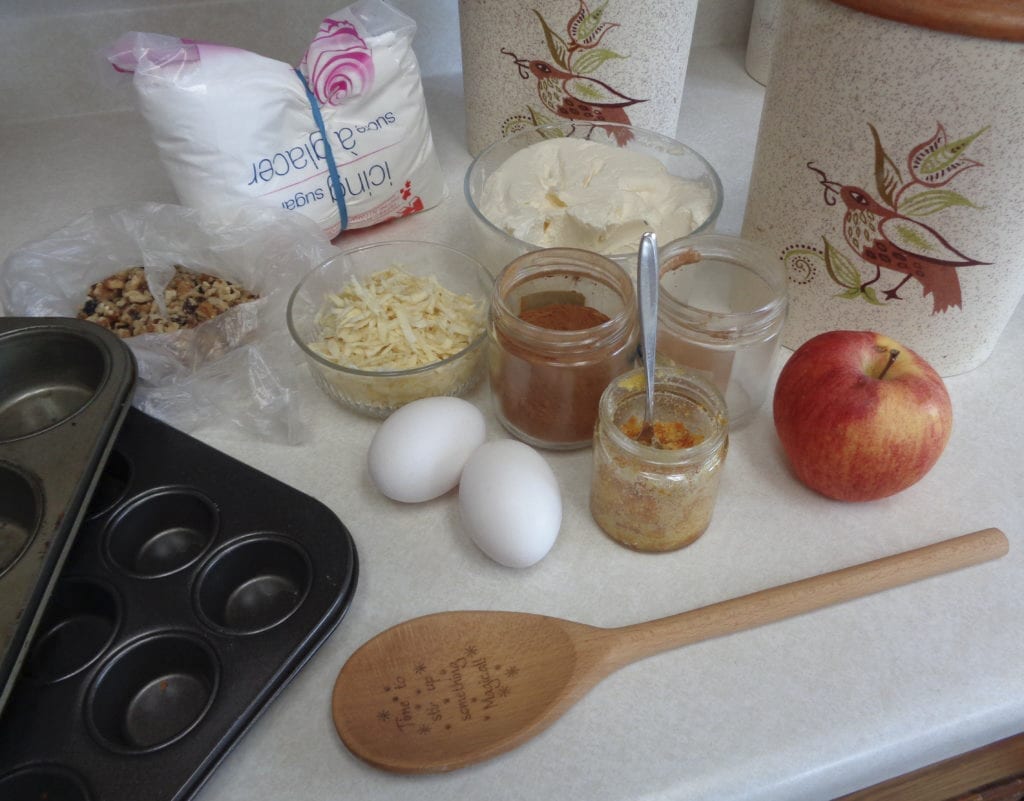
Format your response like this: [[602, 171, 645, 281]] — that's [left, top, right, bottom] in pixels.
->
[[590, 233, 729, 552], [656, 234, 786, 429]]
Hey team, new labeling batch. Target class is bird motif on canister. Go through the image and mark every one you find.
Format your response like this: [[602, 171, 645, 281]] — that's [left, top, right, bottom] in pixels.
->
[[502, 49, 645, 144], [499, 1, 647, 144], [790, 123, 989, 314]]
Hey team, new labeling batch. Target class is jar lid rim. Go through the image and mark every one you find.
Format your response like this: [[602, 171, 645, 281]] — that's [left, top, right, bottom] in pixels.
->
[[832, 0, 1024, 42]]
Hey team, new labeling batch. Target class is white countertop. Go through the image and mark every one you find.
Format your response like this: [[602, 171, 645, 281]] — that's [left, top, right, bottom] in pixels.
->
[[2, 43, 1023, 801]]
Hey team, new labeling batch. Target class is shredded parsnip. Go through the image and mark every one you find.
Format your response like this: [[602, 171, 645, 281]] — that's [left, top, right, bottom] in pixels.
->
[[309, 266, 485, 371]]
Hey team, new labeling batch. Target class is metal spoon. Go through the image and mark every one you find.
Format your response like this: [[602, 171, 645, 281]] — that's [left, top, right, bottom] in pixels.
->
[[637, 231, 659, 445]]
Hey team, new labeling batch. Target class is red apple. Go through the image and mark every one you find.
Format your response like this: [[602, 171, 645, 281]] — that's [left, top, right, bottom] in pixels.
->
[[773, 330, 952, 501]]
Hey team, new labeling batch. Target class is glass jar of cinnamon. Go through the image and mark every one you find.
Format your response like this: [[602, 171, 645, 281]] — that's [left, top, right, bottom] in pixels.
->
[[590, 366, 728, 552], [488, 248, 638, 450]]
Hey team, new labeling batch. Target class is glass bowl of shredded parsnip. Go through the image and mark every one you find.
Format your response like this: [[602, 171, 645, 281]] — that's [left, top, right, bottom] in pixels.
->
[[287, 241, 492, 417]]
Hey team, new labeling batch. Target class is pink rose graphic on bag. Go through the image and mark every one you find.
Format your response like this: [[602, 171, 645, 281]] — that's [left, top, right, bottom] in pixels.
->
[[300, 17, 374, 105]]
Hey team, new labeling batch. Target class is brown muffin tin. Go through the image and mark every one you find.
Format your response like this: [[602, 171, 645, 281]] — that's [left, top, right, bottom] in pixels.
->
[[0, 316, 137, 714], [0, 328, 359, 800]]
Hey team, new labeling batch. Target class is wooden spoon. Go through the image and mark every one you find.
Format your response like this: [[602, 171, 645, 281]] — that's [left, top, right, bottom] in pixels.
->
[[332, 527, 1007, 774]]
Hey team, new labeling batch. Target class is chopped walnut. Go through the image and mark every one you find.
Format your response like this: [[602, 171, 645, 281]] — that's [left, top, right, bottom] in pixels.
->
[[77, 265, 258, 337]]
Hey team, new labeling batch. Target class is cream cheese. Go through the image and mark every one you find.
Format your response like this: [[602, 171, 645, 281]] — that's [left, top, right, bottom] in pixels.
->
[[477, 137, 714, 256]]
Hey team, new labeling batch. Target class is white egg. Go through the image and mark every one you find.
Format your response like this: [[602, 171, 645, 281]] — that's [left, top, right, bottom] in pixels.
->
[[458, 440, 561, 568], [368, 397, 487, 503]]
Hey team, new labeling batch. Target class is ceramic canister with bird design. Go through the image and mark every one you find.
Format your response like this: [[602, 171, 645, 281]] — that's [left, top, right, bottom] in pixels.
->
[[458, 0, 698, 156], [741, 0, 1024, 376]]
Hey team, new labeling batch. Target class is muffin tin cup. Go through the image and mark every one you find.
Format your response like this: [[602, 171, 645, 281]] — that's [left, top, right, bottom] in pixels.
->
[[0, 317, 137, 715], [86, 631, 221, 754], [0, 764, 93, 801], [19, 577, 121, 685], [0, 408, 359, 801]]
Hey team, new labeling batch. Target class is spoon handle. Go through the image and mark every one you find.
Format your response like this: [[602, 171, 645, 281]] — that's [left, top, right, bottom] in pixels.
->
[[607, 528, 1008, 667], [637, 231, 659, 425]]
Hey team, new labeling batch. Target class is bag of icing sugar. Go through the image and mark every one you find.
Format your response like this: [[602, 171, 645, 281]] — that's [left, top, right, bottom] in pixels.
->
[[107, 0, 445, 239]]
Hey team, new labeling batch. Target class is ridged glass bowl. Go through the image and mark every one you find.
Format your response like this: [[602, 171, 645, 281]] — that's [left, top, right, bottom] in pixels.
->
[[465, 121, 723, 274], [287, 241, 492, 417]]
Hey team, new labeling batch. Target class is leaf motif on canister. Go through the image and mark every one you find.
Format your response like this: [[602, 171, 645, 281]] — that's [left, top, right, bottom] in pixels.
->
[[908, 124, 988, 186], [533, 10, 570, 70], [898, 189, 981, 217], [869, 123, 902, 208], [826, 235, 882, 305], [529, 106, 559, 127], [569, 1, 619, 48], [823, 236, 862, 290], [573, 47, 624, 76]]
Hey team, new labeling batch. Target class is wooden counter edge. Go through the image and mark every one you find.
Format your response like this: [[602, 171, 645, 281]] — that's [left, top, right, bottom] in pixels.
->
[[836, 731, 1024, 801]]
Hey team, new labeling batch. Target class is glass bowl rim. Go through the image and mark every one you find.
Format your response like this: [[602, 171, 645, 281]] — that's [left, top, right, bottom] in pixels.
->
[[463, 121, 725, 257], [286, 240, 492, 379]]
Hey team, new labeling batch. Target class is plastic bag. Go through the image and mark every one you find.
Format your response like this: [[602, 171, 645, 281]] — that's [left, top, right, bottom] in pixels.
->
[[0, 203, 340, 444], [106, 0, 446, 239]]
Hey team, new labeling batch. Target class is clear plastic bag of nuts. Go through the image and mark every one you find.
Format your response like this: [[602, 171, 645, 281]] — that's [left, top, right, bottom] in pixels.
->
[[0, 202, 339, 444]]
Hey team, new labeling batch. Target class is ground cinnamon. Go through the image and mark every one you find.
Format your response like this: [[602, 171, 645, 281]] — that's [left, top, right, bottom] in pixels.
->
[[491, 328, 633, 447], [519, 303, 610, 330], [488, 252, 638, 449]]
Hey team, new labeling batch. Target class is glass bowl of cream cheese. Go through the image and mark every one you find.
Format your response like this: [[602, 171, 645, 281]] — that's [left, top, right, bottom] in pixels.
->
[[465, 122, 723, 275]]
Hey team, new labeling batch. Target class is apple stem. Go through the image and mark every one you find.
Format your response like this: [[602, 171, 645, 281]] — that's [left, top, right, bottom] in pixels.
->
[[878, 348, 900, 380]]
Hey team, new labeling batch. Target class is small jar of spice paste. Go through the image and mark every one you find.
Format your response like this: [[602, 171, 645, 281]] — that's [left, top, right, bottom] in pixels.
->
[[488, 248, 638, 449], [590, 366, 728, 551]]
